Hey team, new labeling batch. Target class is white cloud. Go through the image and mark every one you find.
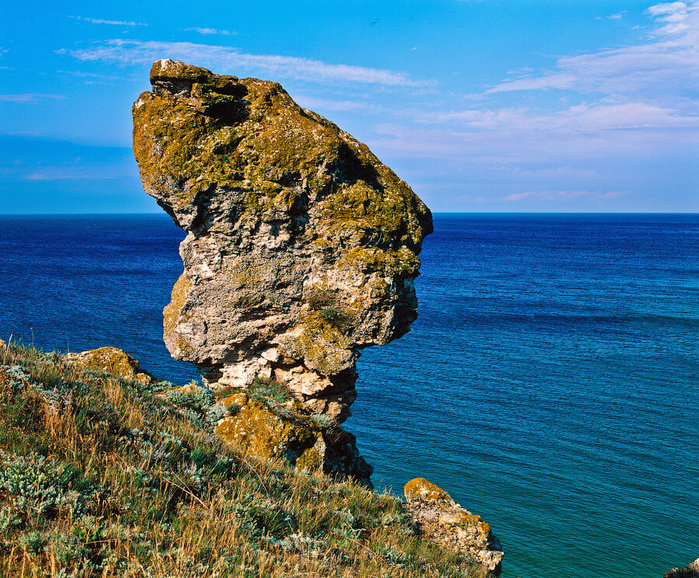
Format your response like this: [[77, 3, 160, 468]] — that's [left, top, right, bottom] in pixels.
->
[[429, 102, 699, 132], [0, 94, 67, 103], [486, 0, 699, 110], [23, 167, 124, 181], [370, 105, 699, 165], [61, 39, 423, 87], [56, 70, 131, 83], [73, 16, 147, 27], [404, 0, 699, 170], [293, 95, 381, 113], [501, 190, 624, 202], [185, 27, 237, 36]]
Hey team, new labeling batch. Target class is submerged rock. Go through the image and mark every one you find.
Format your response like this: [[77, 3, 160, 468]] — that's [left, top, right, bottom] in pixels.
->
[[133, 59, 431, 426], [665, 558, 699, 578], [65, 347, 153, 383], [404, 477, 504, 575]]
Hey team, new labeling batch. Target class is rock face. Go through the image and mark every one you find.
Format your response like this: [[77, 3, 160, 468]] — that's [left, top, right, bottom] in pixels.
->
[[132, 59, 432, 425], [404, 477, 504, 575]]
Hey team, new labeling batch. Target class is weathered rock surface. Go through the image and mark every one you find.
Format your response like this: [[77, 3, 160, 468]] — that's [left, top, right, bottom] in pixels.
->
[[665, 558, 699, 578], [65, 347, 153, 383], [214, 391, 372, 486], [132, 59, 432, 426], [404, 477, 503, 576]]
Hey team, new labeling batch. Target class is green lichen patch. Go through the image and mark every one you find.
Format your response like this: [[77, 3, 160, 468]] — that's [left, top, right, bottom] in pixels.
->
[[295, 447, 323, 471], [295, 311, 354, 376], [133, 61, 432, 236], [340, 246, 421, 277]]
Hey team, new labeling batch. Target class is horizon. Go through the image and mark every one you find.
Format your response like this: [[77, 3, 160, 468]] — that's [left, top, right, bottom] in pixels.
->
[[2, 211, 698, 216], [2, 0, 698, 214]]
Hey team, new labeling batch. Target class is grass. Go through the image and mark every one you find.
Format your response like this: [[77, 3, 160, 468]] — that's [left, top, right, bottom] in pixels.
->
[[0, 341, 489, 577]]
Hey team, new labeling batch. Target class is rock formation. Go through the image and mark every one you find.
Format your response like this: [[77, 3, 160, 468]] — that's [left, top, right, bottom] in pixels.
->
[[65, 347, 153, 384], [404, 477, 504, 575], [132, 59, 432, 425]]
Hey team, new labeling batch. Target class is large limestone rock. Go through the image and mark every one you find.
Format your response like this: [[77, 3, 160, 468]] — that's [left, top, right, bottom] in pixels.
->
[[404, 477, 504, 575], [133, 59, 432, 424]]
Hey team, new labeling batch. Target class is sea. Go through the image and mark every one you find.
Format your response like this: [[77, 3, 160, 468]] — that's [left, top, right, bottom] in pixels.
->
[[0, 213, 697, 577]]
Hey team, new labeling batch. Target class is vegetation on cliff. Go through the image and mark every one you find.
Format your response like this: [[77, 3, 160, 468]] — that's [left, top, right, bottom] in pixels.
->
[[0, 341, 491, 577]]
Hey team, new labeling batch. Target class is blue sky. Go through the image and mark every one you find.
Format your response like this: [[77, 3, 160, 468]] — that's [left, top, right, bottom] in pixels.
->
[[1, 0, 697, 213]]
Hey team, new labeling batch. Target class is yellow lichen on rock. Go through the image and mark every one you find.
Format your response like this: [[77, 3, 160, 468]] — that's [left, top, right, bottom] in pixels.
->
[[404, 477, 503, 576], [214, 400, 318, 462], [295, 446, 324, 471], [212, 392, 372, 485], [65, 347, 152, 383], [404, 477, 452, 502]]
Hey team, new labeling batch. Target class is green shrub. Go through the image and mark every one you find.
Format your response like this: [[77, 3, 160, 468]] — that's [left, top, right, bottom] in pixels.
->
[[319, 305, 351, 328], [249, 377, 290, 404], [305, 287, 335, 310]]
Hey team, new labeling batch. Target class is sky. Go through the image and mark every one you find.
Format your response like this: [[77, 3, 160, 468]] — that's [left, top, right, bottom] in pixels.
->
[[1, 0, 697, 213]]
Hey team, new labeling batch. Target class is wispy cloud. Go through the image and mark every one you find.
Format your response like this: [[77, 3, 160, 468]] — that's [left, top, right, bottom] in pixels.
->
[[387, 0, 699, 170], [501, 190, 624, 202], [185, 27, 237, 36], [485, 0, 699, 109], [428, 102, 699, 132], [293, 95, 381, 113], [647, 1, 694, 35], [371, 105, 699, 164], [23, 167, 125, 181], [56, 70, 131, 83], [73, 16, 147, 27], [59, 39, 424, 87], [0, 94, 67, 103]]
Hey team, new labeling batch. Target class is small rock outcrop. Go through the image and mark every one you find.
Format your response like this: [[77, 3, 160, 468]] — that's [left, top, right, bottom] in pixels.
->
[[404, 477, 504, 575], [133, 60, 431, 427], [65, 347, 153, 383], [214, 391, 372, 485], [665, 558, 699, 578]]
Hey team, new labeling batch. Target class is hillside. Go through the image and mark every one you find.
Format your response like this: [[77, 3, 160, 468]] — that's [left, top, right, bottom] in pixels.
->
[[0, 341, 493, 577]]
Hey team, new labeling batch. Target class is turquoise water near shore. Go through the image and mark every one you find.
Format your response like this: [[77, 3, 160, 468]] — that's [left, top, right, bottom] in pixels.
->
[[1, 213, 697, 577]]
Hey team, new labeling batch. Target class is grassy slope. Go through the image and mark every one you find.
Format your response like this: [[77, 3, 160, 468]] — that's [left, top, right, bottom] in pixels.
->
[[0, 342, 486, 577]]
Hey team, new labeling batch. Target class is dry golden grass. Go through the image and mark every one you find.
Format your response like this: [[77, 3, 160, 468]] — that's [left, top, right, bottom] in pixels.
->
[[0, 341, 487, 577]]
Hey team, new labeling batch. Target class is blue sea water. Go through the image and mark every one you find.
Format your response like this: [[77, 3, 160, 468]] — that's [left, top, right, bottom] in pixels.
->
[[0, 213, 697, 577]]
